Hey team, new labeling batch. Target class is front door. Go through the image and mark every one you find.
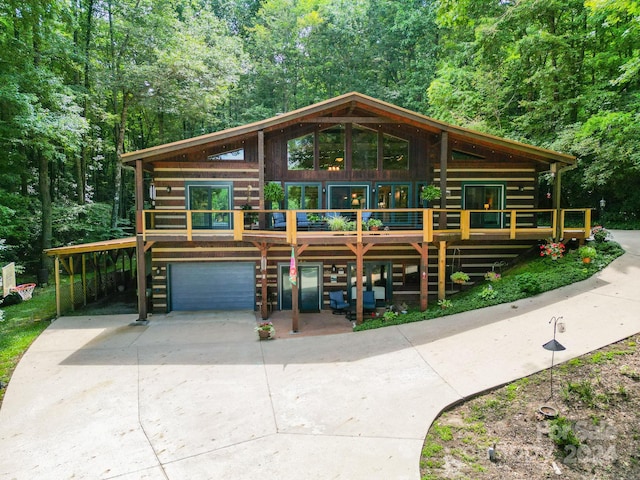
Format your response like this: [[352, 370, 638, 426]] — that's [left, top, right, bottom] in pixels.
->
[[463, 184, 505, 228], [279, 263, 322, 312]]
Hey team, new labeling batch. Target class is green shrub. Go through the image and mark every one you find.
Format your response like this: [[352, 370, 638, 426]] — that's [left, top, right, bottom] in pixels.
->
[[516, 272, 542, 295], [548, 416, 581, 449]]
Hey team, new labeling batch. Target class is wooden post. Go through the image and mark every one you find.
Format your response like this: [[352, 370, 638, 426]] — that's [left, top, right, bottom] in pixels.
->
[[136, 234, 148, 322], [82, 254, 87, 306], [55, 256, 61, 317], [291, 245, 299, 332], [439, 131, 448, 229], [438, 241, 447, 300], [260, 246, 269, 320], [356, 243, 364, 325], [420, 243, 429, 311], [69, 255, 75, 311]]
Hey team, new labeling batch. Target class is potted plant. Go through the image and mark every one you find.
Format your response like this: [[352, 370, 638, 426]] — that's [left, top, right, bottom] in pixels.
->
[[241, 203, 258, 227], [263, 182, 284, 209], [450, 271, 470, 284], [591, 225, 610, 243], [420, 184, 442, 206], [366, 218, 383, 231], [255, 321, 275, 340], [325, 215, 349, 231], [578, 245, 597, 263]]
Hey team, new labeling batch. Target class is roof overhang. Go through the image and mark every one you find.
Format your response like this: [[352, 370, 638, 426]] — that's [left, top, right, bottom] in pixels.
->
[[121, 92, 575, 166], [45, 237, 137, 257]]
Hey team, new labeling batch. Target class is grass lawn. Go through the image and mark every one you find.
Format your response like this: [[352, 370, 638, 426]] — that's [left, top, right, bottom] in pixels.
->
[[0, 285, 57, 405]]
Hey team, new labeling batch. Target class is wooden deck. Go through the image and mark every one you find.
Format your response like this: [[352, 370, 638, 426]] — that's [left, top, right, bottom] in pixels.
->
[[141, 208, 591, 244]]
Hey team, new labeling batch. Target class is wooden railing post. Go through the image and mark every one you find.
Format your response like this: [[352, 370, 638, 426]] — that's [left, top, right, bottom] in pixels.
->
[[233, 210, 243, 240], [584, 209, 592, 238], [510, 210, 517, 239], [186, 210, 193, 241], [461, 210, 470, 240]]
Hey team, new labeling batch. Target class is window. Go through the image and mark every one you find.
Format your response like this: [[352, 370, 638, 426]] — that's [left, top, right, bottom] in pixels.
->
[[382, 133, 409, 170], [376, 183, 410, 225], [286, 184, 320, 209], [207, 148, 244, 161], [327, 184, 369, 210], [318, 125, 345, 171], [286, 124, 409, 172], [352, 125, 378, 170], [462, 183, 505, 228], [287, 134, 314, 170], [187, 182, 232, 229]]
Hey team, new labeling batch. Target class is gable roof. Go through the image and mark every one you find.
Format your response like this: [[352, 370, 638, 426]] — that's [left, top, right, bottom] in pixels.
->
[[121, 92, 575, 165]]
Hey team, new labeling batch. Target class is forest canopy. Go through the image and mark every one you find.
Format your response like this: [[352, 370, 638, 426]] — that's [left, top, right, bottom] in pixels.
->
[[0, 0, 638, 273]]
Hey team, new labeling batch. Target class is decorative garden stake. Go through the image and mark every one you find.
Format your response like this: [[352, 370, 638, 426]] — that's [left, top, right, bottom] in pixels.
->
[[542, 315, 565, 402]]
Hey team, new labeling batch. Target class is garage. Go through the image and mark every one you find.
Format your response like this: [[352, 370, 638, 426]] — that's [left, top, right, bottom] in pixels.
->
[[169, 262, 255, 311]]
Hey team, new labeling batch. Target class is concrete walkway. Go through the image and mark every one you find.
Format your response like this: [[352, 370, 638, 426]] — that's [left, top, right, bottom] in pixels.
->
[[0, 231, 638, 479]]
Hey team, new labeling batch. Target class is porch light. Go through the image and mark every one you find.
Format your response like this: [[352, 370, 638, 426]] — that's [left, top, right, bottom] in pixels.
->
[[166, 186, 172, 194], [149, 182, 157, 201]]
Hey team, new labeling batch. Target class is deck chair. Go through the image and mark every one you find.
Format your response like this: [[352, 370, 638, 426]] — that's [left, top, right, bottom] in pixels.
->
[[272, 212, 286, 230], [362, 290, 376, 312], [361, 211, 372, 223], [329, 290, 350, 314], [296, 212, 310, 229]]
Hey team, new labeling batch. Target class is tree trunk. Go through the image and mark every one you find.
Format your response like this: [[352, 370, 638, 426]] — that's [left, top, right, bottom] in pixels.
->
[[111, 92, 130, 229], [38, 150, 53, 270]]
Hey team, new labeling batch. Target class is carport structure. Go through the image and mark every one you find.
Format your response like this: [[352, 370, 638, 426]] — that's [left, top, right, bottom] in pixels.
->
[[44, 237, 137, 317]]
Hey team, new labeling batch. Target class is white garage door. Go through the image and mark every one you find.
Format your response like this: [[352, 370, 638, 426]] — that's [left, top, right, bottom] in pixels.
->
[[169, 262, 255, 311]]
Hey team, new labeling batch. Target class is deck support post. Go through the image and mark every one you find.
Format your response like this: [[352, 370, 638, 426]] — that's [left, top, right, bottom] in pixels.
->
[[291, 245, 299, 332], [438, 241, 447, 300], [419, 243, 429, 311], [257, 243, 269, 320]]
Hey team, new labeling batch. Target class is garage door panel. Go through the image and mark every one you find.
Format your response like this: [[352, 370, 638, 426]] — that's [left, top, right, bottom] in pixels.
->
[[170, 262, 255, 311]]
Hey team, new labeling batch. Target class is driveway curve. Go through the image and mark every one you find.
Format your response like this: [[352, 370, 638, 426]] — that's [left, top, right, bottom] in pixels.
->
[[1, 231, 639, 479]]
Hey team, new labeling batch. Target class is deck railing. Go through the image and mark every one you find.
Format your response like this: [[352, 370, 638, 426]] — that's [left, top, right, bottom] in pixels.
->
[[141, 208, 592, 243]]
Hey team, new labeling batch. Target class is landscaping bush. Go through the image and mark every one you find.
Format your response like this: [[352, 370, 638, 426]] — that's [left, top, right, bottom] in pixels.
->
[[516, 272, 542, 295]]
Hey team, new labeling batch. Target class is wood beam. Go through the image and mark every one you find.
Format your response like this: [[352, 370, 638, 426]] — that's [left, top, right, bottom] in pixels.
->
[[299, 116, 393, 123], [258, 130, 265, 210], [439, 131, 449, 229], [291, 245, 299, 332], [136, 234, 148, 322], [411, 242, 429, 311], [438, 241, 447, 300], [256, 242, 269, 320], [356, 243, 364, 325]]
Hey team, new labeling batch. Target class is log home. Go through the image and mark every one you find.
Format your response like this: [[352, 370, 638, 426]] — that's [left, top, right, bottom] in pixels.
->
[[122, 92, 589, 327]]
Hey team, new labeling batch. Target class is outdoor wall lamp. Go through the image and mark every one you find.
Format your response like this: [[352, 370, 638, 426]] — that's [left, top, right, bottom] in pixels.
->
[[166, 186, 172, 194]]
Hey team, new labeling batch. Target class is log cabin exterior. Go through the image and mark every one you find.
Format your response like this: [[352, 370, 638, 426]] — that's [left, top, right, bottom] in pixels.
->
[[121, 92, 588, 327]]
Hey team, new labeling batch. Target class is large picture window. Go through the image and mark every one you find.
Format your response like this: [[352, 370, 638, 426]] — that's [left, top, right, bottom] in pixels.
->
[[352, 125, 378, 170], [286, 124, 408, 171], [187, 183, 232, 229], [318, 125, 345, 171], [287, 134, 314, 170], [382, 133, 409, 170]]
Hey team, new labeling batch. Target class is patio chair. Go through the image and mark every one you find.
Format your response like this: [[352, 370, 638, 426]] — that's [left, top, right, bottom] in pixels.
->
[[296, 212, 310, 229], [361, 211, 372, 223], [329, 290, 350, 315], [363, 290, 376, 312], [272, 212, 286, 230]]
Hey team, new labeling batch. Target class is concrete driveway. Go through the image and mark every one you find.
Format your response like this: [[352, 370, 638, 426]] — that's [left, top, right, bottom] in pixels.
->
[[1, 231, 639, 479]]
